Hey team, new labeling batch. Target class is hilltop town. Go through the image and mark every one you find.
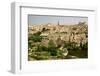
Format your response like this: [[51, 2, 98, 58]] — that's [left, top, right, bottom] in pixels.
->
[[28, 22, 88, 60]]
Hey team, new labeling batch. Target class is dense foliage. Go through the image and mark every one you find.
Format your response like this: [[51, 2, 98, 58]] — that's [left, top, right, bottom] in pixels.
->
[[28, 32, 88, 60]]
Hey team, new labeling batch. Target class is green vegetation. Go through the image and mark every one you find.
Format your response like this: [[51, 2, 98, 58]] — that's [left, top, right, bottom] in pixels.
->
[[28, 33, 88, 60], [28, 38, 59, 60], [64, 42, 88, 58], [28, 31, 43, 42], [28, 23, 88, 61]]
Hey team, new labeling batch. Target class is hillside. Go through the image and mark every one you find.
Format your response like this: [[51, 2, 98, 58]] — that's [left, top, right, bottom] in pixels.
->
[[28, 22, 88, 61]]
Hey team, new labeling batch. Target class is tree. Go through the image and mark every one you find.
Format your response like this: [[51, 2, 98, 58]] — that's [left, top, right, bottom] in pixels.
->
[[48, 40, 57, 56], [56, 37, 64, 48], [32, 35, 42, 42], [28, 31, 43, 42], [33, 31, 41, 36], [42, 28, 46, 32], [48, 39, 56, 48]]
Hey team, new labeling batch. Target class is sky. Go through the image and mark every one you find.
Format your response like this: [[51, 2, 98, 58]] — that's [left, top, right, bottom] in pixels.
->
[[28, 15, 88, 25]]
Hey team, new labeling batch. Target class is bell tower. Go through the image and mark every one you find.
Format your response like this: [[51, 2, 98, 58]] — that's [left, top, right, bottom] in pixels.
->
[[58, 21, 60, 25]]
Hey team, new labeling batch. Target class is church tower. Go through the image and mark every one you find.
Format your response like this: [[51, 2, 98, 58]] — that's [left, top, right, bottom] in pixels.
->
[[57, 21, 60, 25]]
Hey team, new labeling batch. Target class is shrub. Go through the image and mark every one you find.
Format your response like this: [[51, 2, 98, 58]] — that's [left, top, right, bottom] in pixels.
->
[[28, 34, 42, 42], [64, 42, 88, 58], [33, 31, 41, 36], [48, 40, 57, 56], [37, 45, 48, 52], [48, 47, 57, 56]]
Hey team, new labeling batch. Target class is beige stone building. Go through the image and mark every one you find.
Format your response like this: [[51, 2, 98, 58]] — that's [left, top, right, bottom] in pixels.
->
[[28, 23, 88, 46]]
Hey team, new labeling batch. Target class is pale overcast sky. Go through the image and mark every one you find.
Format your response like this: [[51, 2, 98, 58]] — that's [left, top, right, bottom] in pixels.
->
[[28, 15, 88, 25]]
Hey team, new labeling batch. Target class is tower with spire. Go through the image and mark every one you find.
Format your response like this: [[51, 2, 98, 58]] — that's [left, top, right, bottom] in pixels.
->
[[57, 21, 60, 25]]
